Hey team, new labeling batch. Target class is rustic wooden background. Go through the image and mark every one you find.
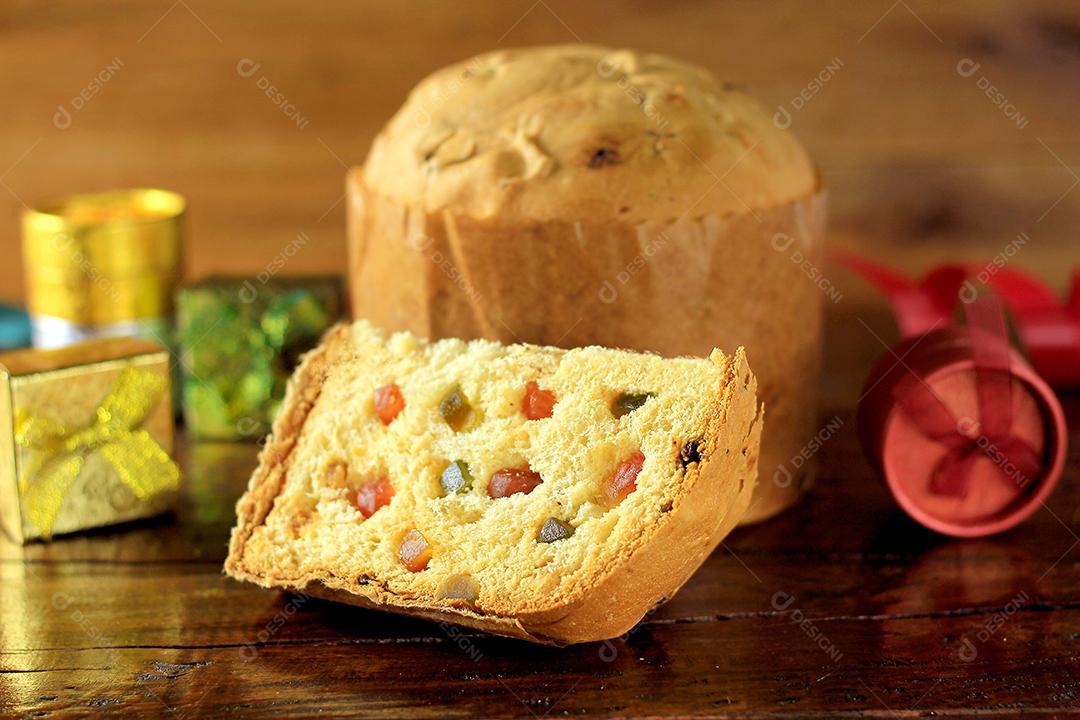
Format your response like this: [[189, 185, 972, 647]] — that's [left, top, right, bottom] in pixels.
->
[[2, 0, 1077, 296], [2, 1, 1079, 717], [4, 0, 1079, 405]]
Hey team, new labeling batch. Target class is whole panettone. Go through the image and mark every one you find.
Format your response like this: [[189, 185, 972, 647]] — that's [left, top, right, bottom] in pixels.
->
[[347, 44, 825, 524]]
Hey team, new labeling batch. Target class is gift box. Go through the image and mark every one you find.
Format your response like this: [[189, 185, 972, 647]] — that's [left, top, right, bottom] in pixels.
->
[[177, 275, 343, 440], [21, 188, 185, 349], [858, 324, 1067, 537], [0, 304, 31, 350], [836, 250, 1070, 538], [0, 337, 180, 543]]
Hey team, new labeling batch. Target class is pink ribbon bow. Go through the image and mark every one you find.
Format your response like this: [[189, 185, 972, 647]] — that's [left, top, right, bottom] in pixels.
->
[[836, 250, 1080, 387], [835, 252, 1047, 498], [891, 299, 1044, 498]]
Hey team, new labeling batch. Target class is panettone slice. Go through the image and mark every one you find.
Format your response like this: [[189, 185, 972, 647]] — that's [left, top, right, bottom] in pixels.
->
[[225, 320, 762, 645]]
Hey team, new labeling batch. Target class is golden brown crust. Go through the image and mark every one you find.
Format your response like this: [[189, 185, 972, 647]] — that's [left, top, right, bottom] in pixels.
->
[[225, 324, 350, 580], [225, 327, 762, 645], [360, 44, 817, 222]]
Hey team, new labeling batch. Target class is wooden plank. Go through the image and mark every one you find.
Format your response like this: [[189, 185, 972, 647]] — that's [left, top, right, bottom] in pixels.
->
[[3, 612, 1079, 718]]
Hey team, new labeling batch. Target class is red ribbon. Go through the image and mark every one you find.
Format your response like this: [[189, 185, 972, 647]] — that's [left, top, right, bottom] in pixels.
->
[[978, 268, 1080, 387], [836, 252, 1047, 498], [834, 250, 1080, 387], [831, 251, 966, 336]]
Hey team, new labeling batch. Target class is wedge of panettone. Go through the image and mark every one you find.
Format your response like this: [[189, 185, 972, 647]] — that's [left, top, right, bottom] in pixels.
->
[[226, 320, 762, 644]]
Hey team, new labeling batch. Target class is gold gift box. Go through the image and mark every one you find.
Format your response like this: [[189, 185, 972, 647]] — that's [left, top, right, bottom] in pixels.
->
[[0, 337, 180, 543]]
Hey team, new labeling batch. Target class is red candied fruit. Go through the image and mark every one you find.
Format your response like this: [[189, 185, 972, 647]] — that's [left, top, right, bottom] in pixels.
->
[[488, 468, 543, 499], [522, 381, 556, 420], [601, 452, 644, 506], [373, 383, 405, 425], [353, 476, 395, 518]]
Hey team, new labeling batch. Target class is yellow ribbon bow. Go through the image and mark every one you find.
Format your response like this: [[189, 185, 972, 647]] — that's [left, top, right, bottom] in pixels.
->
[[14, 365, 180, 537]]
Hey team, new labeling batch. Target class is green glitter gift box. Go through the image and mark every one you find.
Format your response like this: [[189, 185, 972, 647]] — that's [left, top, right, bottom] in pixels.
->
[[177, 276, 343, 440]]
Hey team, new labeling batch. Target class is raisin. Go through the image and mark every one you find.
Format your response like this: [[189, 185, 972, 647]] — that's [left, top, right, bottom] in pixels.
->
[[680, 439, 702, 468], [588, 146, 620, 168], [438, 573, 478, 601], [324, 460, 348, 489]]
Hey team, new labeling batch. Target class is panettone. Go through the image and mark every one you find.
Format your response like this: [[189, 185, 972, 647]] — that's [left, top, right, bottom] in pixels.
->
[[226, 320, 762, 644], [347, 44, 825, 523]]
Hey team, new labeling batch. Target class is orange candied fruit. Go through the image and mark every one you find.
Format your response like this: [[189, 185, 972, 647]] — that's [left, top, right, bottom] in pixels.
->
[[522, 381, 557, 420], [399, 528, 432, 572], [601, 451, 645, 506], [373, 383, 405, 425], [353, 476, 394, 518], [488, 468, 543, 499]]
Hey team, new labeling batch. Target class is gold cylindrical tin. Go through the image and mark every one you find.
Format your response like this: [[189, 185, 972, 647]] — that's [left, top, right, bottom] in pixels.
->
[[21, 189, 184, 348], [24, 273, 177, 325]]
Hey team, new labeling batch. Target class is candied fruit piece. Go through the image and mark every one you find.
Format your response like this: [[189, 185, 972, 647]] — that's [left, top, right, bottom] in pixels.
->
[[440, 460, 474, 495], [399, 529, 431, 572], [438, 573, 478, 601], [538, 517, 575, 543], [373, 383, 405, 425], [488, 468, 543, 498], [353, 476, 394, 518], [522, 380, 556, 420], [439, 385, 481, 432], [324, 460, 348, 489], [611, 391, 654, 418], [601, 451, 645, 506]]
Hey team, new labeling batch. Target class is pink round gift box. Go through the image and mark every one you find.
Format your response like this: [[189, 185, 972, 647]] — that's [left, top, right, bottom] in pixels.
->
[[858, 326, 1067, 538]]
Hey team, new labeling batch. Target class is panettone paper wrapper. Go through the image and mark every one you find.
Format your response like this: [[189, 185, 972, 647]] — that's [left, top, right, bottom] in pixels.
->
[[0, 339, 178, 542], [349, 177, 827, 524]]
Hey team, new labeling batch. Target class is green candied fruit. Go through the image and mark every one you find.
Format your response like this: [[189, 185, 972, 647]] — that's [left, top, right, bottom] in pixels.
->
[[537, 517, 575, 543], [438, 385, 481, 432], [440, 460, 474, 495], [610, 391, 655, 418]]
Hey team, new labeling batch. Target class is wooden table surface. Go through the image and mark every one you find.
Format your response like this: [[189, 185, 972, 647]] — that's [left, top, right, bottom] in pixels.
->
[[1, 389, 1078, 718], [3, 1, 1080, 717]]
